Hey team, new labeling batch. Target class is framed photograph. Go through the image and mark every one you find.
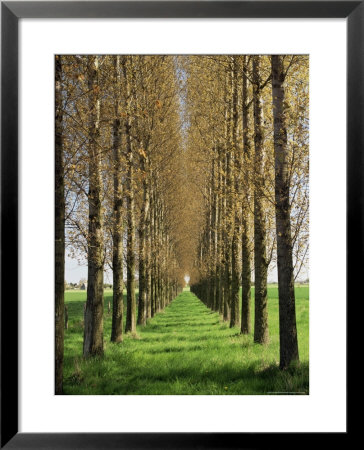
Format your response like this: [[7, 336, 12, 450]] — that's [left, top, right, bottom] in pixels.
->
[[1, 1, 354, 447]]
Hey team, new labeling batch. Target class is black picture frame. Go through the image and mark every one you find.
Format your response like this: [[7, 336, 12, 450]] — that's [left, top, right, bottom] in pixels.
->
[[0, 1, 355, 448]]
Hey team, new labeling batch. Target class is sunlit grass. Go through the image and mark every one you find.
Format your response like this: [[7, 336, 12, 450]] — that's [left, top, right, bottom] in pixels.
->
[[63, 286, 309, 395]]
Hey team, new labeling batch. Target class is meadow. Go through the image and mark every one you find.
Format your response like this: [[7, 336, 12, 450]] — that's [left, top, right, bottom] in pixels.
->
[[63, 286, 309, 395]]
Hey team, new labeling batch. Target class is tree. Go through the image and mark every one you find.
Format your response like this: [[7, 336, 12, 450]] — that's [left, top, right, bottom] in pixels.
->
[[230, 56, 241, 328], [123, 56, 137, 334], [271, 55, 299, 368], [223, 66, 233, 323], [111, 55, 124, 343], [241, 55, 252, 334], [57, 54, 308, 376], [83, 56, 104, 357], [252, 55, 269, 345]]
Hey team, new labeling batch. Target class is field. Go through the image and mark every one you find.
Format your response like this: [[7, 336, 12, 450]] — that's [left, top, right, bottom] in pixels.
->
[[63, 286, 308, 395]]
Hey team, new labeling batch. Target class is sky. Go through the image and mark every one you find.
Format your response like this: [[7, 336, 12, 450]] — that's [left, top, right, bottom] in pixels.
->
[[65, 255, 309, 285], [65, 255, 113, 284]]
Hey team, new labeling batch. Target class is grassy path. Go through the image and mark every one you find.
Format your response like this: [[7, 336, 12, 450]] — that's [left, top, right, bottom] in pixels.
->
[[64, 289, 308, 394]]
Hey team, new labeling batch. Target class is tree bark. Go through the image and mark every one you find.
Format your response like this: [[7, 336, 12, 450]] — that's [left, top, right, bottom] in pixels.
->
[[156, 201, 163, 312], [223, 73, 232, 322], [206, 183, 212, 309], [146, 205, 152, 319], [217, 146, 224, 315], [221, 160, 229, 320], [84, 56, 104, 357], [213, 147, 220, 312], [55, 55, 65, 394], [150, 190, 156, 317], [230, 57, 241, 328], [123, 57, 137, 334], [138, 156, 150, 325], [111, 56, 124, 343], [241, 55, 252, 334], [252, 56, 269, 345], [271, 55, 300, 368]]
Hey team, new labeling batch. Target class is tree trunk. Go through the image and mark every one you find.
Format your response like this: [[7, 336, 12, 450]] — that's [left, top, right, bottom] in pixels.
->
[[55, 55, 65, 394], [146, 226, 151, 319], [206, 184, 212, 309], [138, 157, 150, 325], [156, 199, 162, 312], [150, 192, 156, 317], [157, 205, 163, 312], [145, 182, 152, 319], [252, 56, 269, 345], [111, 56, 124, 343], [84, 56, 104, 357], [223, 74, 232, 322], [217, 146, 224, 315], [223, 159, 232, 322], [241, 55, 252, 335], [271, 55, 300, 368], [123, 57, 137, 334], [214, 147, 220, 312], [230, 57, 241, 328]]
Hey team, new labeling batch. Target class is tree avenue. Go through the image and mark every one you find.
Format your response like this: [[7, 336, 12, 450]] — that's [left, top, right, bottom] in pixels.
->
[[55, 55, 309, 393]]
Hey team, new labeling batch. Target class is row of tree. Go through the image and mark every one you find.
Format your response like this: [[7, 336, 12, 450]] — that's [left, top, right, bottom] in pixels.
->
[[186, 55, 308, 369], [55, 55, 187, 394], [55, 54, 309, 395]]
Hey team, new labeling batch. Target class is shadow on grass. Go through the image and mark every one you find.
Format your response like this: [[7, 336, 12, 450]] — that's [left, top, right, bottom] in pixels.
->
[[65, 357, 309, 395], [64, 290, 309, 395]]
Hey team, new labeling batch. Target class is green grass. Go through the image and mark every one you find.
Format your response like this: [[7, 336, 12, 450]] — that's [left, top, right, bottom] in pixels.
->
[[63, 286, 309, 395]]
